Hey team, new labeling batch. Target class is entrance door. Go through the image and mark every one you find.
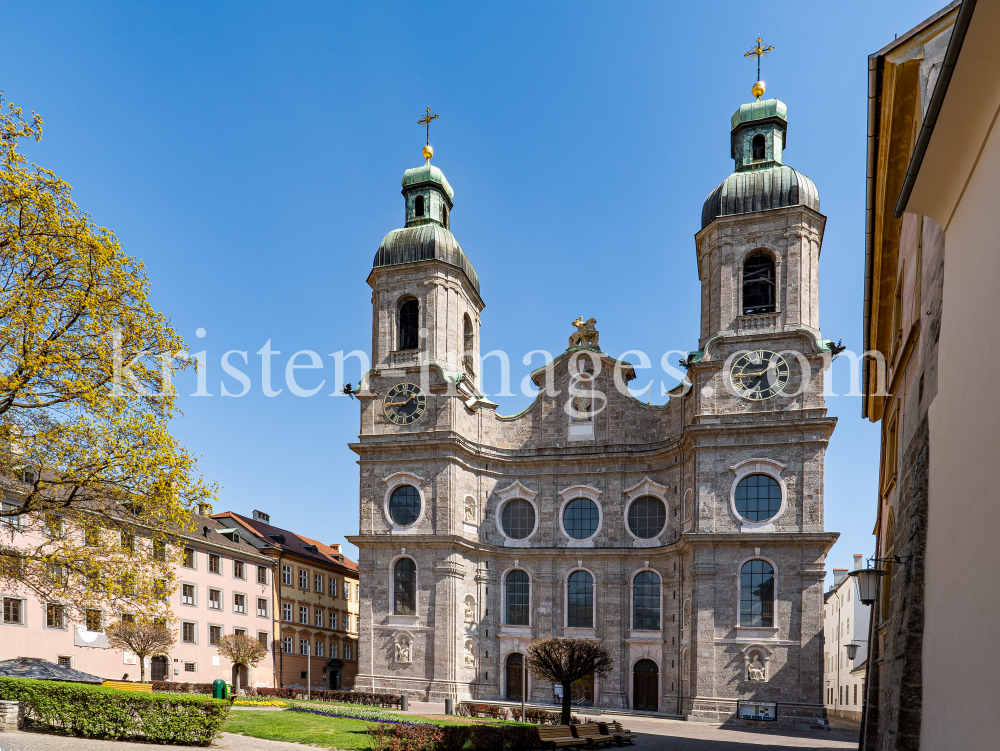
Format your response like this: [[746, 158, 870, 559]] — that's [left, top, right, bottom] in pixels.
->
[[329, 669, 341, 690], [150, 656, 168, 682], [571, 672, 594, 706], [505, 653, 523, 700], [632, 659, 658, 711]]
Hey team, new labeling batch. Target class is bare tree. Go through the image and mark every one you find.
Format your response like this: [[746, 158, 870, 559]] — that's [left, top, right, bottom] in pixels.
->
[[216, 633, 267, 694], [106, 619, 175, 683], [526, 638, 613, 725]]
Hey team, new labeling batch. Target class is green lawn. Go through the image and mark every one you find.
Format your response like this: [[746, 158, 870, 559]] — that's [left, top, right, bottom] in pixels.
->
[[223, 702, 515, 749]]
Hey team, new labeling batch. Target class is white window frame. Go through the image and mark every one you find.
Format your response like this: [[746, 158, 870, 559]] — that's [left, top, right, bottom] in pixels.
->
[[282, 565, 292, 586], [494, 480, 539, 547], [623, 478, 670, 546], [282, 602, 292, 622], [382, 472, 427, 532], [728, 459, 789, 532], [557, 485, 604, 547]]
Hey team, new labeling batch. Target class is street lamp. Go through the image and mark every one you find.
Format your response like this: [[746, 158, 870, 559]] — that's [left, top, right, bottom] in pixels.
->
[[847, 566, 886, 606], [845, 643, 860, 661]]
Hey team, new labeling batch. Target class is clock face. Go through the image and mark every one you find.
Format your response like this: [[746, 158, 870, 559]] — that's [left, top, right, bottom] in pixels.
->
[[729, 350, 790, 401], [382, 382, 427, 425]]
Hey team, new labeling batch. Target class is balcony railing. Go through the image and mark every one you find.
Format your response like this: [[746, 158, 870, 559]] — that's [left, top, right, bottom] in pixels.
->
[[736, 311, 780, 335]]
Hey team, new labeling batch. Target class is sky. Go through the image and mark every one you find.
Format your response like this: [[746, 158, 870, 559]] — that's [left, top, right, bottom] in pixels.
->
[[3, 0, 947, 585]]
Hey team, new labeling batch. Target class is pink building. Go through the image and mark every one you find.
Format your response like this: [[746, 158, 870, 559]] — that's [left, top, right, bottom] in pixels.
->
[[0, 512, 276, 687]]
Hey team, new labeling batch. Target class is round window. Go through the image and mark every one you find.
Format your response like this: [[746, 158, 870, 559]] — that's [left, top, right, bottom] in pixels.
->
[[627, 496, 666, 539], [501, 499, 536, 540], [734, 474, 781, 522], [388, 485, 421, 526], [563, 498, 600, 540]]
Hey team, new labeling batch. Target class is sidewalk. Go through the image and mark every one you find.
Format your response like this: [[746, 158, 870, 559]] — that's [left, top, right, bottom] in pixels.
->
[[0, 731, 313, 751]]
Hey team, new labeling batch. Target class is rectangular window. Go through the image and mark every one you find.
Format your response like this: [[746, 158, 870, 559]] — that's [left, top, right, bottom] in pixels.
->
[[854, 684, 858, 705], [183, 548, 195, 568], [344, 582, 351, 600], [85, 609, 103, 632], [257, 565, 268, 585], [329, 577, 337, 597], [120, 612, 135, 624], [330, 643, 338, 659], [283, 636, 293, 653], [283, 603, 292, 622], [120, 532, 135, 552], [330, 612, 337, 630], [234, 560, 245, 579], [182, 622, 196, 643], [208, 589, 221, 610], [209, 554, 221, 574], [344, 614, 351, 632], [46, 604, 64, 628], [1, 501, 22, 529], [344, 644, 351, 660], [182, 584, 196, 606], [283, 565, 292, 586], [184, 662, 196, 673], [3, 598, 23, 624], [44, 515, 63, 539], [316, 641, 324, 657], [299, 606, 308, 624], [210, 625, 222, 645], [258, 632, 269, 650], [235, 628, 246, 637], [234, 594, 246, 614], [315, 609, 323, 628], [299, 638, 308, 655], [299, 569, 308, 589], [84, 526, 101, 547], [257, 598, 268, 618], [57, 656, 71, 669], [153, 540, 167, 562]]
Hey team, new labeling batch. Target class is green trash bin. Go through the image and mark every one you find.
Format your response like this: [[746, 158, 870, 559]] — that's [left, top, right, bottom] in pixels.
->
[[212, 679, 228, 700]]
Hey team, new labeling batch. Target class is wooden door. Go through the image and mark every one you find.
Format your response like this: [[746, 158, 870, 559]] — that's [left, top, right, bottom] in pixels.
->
[[633, 659, 659, 711], [151, 656, 168, 682]]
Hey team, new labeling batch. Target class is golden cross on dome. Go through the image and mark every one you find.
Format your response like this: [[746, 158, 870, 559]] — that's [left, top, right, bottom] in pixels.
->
[[744, 37, 775, 82], [418, 107, 438, 146]]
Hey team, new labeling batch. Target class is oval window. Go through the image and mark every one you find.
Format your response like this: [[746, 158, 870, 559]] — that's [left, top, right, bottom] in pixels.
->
[[563, 498, 600, 540], [734, 474, 781, 522], [627, 496, 666, 539], [388, 485, 421, 526], [501, 499, 536, 540]]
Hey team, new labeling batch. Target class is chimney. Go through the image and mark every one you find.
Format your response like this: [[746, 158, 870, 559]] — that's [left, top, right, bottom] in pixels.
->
[[197, 502, 212, 516], [833, 568, 848, 588], [854, 554, 863, 571], [330, 544, 342, 553], [253, 510, 270, 523]]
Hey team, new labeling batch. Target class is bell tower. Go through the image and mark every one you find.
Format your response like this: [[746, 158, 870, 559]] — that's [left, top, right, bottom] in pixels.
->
[[696, 86, 825, 347], [367, 145, 483, 385]]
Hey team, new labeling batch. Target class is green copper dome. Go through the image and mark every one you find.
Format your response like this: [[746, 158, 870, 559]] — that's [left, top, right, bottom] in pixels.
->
[[731, 98, 787, 130], [402, 160, 454, 201]]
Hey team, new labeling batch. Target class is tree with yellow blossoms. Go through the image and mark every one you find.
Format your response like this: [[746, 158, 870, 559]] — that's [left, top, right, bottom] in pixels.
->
[[0, 93, 215, 621]]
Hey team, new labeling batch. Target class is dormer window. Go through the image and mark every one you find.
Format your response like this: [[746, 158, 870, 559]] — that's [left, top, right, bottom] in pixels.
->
[[752, 134, 766, 161], [415, 195, 425, 217]]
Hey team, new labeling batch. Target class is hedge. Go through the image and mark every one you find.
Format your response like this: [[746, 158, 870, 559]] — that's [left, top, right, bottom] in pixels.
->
[[368, 722, 542, 751], [457, 702, 580, 725], [0, 677, 229, 746], [253, 686, 402, 708], [151, 681, 215, 695]]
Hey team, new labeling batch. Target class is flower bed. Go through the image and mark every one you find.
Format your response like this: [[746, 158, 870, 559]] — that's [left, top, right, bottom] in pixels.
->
[[232, 699, 288, 707], [253, 687, 402, 708], [0, 677, 228, 746]]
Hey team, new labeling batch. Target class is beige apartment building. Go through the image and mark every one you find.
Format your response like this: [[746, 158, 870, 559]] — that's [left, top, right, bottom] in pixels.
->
[[862, 1, 1000, 748], [214, 511, 359, 690]]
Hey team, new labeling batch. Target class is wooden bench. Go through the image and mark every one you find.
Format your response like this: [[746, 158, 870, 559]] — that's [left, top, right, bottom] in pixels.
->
[[101, 681, 152, 692], [602, 721, 637, 745], [573, 723, 616, 747], [538, 724, 584, 749]]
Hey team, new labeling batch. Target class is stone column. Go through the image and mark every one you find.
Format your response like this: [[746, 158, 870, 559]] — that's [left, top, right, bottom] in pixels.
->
[[0, 700, 23, 732], [429, 556, 465, 701]]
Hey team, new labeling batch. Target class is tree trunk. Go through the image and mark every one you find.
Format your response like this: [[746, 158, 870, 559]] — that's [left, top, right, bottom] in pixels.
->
[[561, 687, 572, 725], [139, 655, 146, 684], [234, 665, 241, 695]]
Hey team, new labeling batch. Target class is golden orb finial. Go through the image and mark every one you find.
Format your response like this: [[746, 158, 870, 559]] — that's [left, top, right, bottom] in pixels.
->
[[752, 80, 766, 99], [422, 143, 434, 160]]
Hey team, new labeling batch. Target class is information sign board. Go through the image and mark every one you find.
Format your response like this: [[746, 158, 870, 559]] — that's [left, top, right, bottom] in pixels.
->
[[737, 701, 777, 721]]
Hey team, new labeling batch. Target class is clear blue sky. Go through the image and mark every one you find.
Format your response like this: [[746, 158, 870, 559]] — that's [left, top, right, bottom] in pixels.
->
[[4, 0, 945, 584]]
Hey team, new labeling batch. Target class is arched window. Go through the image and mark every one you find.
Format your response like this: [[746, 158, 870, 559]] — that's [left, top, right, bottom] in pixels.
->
[[567, 570, 593, 628], [734, 474, 782, 522], [632, 571, 661, 630], [563, 498, 600, 540], [505, 569, 530, 625], [393, 558, 416, 615], [414, 195, 425, 217], [398, 299, 419, 350], [740, 560, 774, 627], [501, 500, 535, 540], [627, 496, 666, 539], [742, 251, 776, 315], [442, 204, 449, 228], [752, 134, 766, 160], [463, 314, 475, 375], [388, 485, 421, 526]]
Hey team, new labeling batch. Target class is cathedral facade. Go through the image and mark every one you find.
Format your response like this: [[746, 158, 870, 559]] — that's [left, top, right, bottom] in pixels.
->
[[348, 91, 837, 727]]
